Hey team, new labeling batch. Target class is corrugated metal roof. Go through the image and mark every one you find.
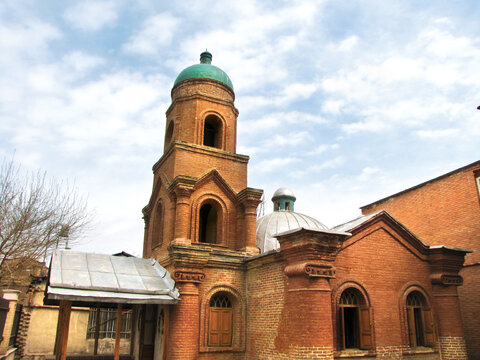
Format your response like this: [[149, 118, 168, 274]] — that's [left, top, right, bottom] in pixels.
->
[[46, 250, 179, 304], [332, 211, 382, 233], [256, 210, 330, 253]]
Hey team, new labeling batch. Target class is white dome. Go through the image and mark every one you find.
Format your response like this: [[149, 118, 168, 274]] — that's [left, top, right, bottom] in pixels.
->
[[256, 211, 328, 253], [272, 187, 296, 200]]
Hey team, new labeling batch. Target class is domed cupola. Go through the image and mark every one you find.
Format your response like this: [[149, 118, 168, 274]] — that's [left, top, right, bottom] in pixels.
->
[[256, 188, 329, 253], [272, 187, 296, 211], [173, 51, 234, 91]]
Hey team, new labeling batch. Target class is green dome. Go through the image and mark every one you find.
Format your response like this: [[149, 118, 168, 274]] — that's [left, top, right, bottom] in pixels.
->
[[173, 51, 234, 91]]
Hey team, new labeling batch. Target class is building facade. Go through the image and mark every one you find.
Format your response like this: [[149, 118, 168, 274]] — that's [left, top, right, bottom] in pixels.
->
[[361, 161, 480, 360], [141, 52, 470, 360]]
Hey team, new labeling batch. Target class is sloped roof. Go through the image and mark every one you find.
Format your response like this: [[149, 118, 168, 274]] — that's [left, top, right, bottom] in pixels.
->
[[332, 210, 429, 246], [46, 250, 179, 305]]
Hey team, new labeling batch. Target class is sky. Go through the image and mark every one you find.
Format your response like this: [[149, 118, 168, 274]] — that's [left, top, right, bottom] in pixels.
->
[[1, 0, 479, 256]]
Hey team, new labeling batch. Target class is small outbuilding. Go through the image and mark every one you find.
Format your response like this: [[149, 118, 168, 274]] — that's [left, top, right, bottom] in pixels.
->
[[45, 250, 179, 360]]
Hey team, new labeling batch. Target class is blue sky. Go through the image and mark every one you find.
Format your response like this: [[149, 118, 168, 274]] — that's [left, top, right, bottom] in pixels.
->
[[1, 0, 479, 256]]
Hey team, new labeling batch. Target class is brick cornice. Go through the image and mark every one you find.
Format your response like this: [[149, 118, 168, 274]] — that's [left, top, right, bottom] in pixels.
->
[[277, 228, 347, 263], [429, 246, 470, 286], [167, 92, 237, 116], [167, 243, 249, 270], [168, 175, 196, 197], [237, 187, 263, 208], [152, 141, 249, 173]]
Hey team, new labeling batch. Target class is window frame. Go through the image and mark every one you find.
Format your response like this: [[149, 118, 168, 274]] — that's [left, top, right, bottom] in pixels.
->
[[338, 288, 373, 350], [405, 291, 436, 348], [199, 286, 245, 353], [334, 283, 374, 353], [86, 308, 133, 340], [207, 293, 233, 347]]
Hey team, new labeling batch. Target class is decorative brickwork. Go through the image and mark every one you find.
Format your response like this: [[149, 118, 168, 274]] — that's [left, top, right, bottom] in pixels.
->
[[172, 270, 205, 283], [439, 336, 468, 360], [14, 308, 30, 360], [361, 161, 480, 360]]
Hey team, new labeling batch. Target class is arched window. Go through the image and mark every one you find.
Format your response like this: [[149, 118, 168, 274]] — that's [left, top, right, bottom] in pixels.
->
[[164, 121, 174, 149], [203, 115, 222, 148], [199, 203, 217, 243], [406, 291, 435, 347], [339, 288, 372, 350], [151, 201, 163, 249], [208, 293, 233, 347]]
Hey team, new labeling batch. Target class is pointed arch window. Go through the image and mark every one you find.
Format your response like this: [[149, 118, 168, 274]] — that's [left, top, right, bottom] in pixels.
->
[[208, 293, 233, 347], [406, 291, 435, 347], [339, 288, 372, 350], [199, 203, 217, 244]]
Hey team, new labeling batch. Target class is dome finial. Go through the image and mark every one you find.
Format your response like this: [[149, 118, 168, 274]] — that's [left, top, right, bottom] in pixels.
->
[[272, 188, 296, 211], [200, 50, 212, 64]]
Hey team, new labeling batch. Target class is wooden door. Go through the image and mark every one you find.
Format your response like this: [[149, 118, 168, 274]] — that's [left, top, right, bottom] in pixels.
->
[[140, 305, 157, 360]]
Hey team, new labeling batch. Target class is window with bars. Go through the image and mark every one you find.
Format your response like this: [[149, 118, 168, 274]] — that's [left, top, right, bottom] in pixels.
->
[[208, 293, 233, 347], [339, 288, 372, 350], [406, 291, 435, 347], [86, 309, 132, 339]]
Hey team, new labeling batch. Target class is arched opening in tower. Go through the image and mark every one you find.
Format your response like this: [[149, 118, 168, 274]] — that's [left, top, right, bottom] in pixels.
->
[[203, 115, 222, 148], [164, 121, 174, 149], [199, 203, 217, 243]]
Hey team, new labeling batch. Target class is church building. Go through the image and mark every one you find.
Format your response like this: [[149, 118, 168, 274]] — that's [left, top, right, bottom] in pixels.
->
[[141, 52, 470, 360]]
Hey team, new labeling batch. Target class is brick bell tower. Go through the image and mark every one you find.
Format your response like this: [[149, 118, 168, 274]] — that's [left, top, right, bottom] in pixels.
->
[[142, 51, 263, 360]]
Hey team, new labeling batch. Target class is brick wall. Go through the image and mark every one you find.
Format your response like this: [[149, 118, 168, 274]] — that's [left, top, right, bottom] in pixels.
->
[[361, 162, 480, 359], [439, 336, 468, 360], [361, 162, 480, 265], [245, 253, 287, 359], [332, 220, 441, 360], [458, 265, 480, 359]]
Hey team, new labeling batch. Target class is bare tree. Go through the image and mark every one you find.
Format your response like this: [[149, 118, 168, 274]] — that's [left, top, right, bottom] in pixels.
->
[[0, 158, 92, 274], [256, 192, 266, 218]]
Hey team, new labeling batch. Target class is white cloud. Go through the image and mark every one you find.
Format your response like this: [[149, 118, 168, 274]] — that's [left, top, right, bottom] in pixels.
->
[[0, 20, 61, 64], [321, 19, 480, 139], [357, 167, 381, 181], [267, 131, 313, 148], [123, 13, 179, 55], [253, 157, 300, 173], [337, 36, 359, 52], [415, 128, 460, 139], [61, 51, 105, 73], [341, 118, 389, 134], [239, 111, 326, 135], [309, 156, 345, 172], [307, 143, 339, 155], [322, 99, 345, 115], [63, 1, 119, 31]]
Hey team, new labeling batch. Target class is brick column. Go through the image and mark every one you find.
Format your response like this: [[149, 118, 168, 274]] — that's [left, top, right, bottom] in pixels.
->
[[237, 188, 263, 253], [275, 228, 348, 360], [429, 246, 471, 360], [166, 270, 205, 360], [168, 176, 195, 245]]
